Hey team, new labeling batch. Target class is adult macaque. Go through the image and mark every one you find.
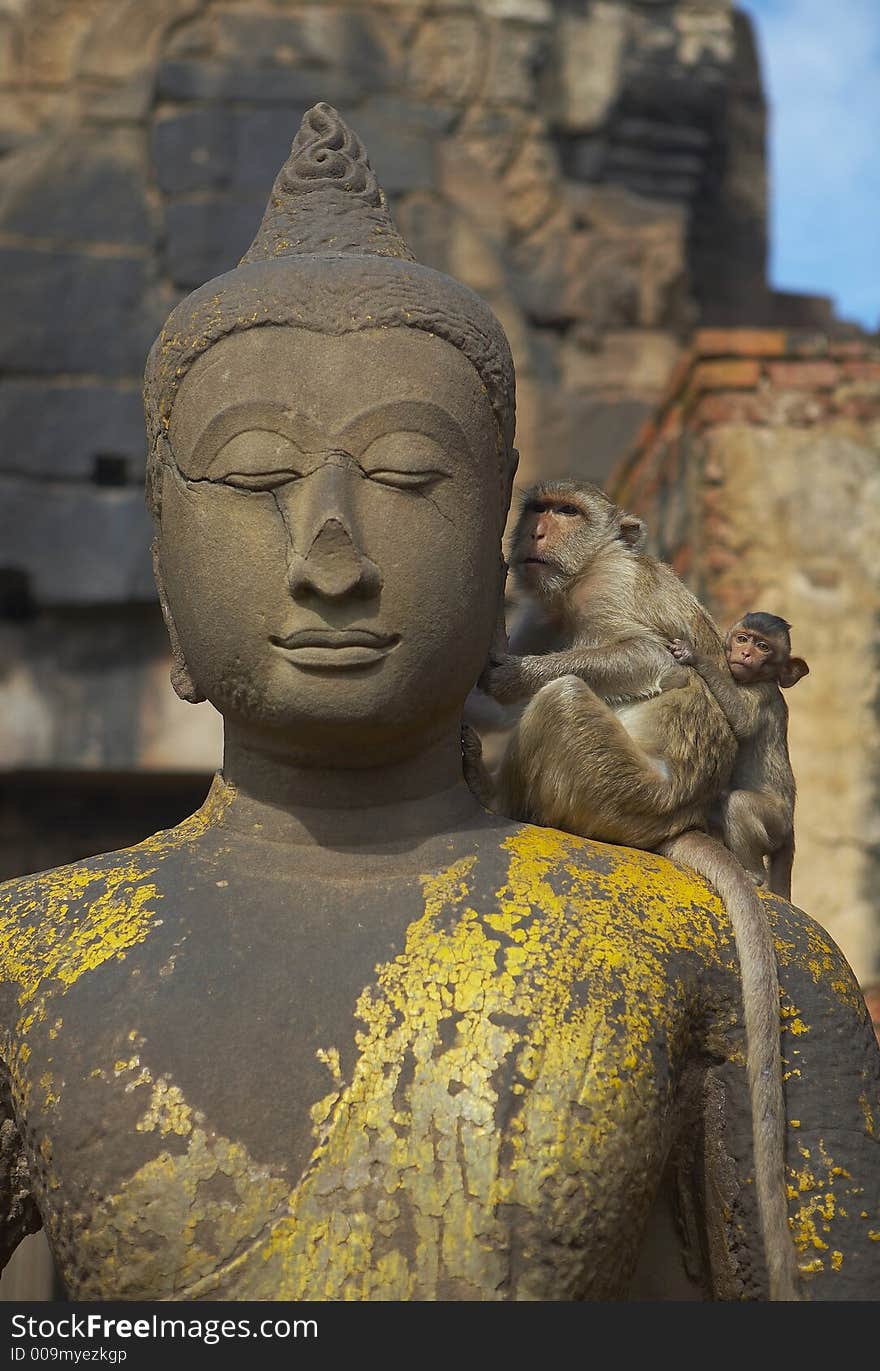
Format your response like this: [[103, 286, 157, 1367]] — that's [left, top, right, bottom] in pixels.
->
[[670, 613, 809, 899], [479, 479, 798, 1300]]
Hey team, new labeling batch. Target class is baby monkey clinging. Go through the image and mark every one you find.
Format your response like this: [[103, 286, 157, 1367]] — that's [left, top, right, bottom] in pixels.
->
[[670, 612, 809, 899]]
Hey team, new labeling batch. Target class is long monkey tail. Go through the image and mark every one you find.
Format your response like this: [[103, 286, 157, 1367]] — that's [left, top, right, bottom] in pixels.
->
[[658, 830, 800, 1301]]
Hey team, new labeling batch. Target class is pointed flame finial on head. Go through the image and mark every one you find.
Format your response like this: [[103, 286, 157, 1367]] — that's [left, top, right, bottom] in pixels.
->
[[145, 100, 516, 510], [240, 102, 415, 265]]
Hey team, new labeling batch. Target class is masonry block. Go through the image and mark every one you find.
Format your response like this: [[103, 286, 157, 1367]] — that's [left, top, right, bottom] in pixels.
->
[[0, 479, 155, 605], [0, 385, 145, 480]]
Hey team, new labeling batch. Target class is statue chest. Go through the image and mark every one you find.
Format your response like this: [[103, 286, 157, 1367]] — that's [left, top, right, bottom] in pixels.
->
[[2, 838, 707, 1299]]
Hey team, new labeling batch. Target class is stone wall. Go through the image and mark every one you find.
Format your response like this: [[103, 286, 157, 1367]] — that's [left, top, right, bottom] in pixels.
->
[[611, 329, 880, 982], [0, 0, 822, 781]]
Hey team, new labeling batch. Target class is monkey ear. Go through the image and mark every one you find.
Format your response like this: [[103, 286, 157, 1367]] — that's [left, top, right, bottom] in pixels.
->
[[778, 657, 809, 689], [618, 514, 646, 550]]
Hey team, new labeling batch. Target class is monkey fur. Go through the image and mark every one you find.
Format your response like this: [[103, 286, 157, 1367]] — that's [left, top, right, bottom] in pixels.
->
[[474, 480, 800, 1301], [670, 613, 808, 900]]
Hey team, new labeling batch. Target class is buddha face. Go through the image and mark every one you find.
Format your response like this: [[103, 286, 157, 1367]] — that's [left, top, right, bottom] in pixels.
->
[[157, 326, 504, 756]]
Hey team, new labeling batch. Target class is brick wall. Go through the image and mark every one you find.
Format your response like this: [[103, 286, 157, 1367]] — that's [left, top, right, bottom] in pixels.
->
[[611, 328, 880, 981]]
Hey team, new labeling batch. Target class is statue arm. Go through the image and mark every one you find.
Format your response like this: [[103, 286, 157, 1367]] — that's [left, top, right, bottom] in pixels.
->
[[772, 936, 880, 1300], [0, 1065, 42, 1273], [700, 901, 880, 1300]]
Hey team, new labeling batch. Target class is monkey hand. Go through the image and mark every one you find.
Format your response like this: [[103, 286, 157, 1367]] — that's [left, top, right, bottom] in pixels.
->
[[478, 654, 530, 703], [668, 637, 695, 664]]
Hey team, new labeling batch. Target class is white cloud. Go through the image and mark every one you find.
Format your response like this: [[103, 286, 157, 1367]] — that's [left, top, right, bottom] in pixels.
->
[[738, 0, 880, 329]]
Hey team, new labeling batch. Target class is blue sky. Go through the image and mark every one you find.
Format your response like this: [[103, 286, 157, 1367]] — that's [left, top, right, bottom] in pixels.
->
[[736, 0, 880, 332]]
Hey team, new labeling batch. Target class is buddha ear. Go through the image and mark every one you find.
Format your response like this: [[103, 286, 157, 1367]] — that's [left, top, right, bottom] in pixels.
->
[[490, 557, 510, 659], [151, 538, 206, 705], [504, 447, 520, 516]]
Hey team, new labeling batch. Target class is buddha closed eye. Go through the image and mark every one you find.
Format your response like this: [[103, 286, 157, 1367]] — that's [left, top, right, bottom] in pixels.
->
[[185, 425, 454, 497]]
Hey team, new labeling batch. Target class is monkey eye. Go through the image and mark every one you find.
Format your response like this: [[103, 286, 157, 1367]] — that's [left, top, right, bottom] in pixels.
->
[[757, 642, 771, 653], [555, 504, 581, 516]]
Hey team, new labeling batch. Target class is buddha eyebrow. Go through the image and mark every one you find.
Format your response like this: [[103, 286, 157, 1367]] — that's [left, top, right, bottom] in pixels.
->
[[335, 400, 471, 461], [184, 404, 324, 473]]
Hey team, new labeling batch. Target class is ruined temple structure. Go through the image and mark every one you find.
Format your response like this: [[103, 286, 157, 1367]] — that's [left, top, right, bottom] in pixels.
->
[[0, 0, 878, 1295], [612, 330, 880, 985]]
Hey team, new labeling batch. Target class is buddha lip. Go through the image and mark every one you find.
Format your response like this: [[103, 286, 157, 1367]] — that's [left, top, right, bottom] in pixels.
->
[[271, 628, 398, 650]]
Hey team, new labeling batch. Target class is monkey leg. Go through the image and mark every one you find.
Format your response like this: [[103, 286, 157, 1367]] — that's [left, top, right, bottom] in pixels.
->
[[498, 676, 700, 848], [721, 791, 790, 886], [460, 722, 496, 811]]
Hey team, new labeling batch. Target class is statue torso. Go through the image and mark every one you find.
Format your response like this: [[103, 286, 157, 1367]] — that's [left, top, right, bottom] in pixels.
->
[[1, 780, 877, 1301]]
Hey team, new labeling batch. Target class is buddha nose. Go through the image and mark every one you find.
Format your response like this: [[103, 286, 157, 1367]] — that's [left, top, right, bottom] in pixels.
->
[[279, 462, 382, 601], [295, 517, 382, 599]]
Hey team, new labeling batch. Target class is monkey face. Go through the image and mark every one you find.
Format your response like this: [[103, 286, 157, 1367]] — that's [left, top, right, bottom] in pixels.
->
[[509, 482, 645, 600], [155, 326, 503, 758], [726, 626, 781, 683]]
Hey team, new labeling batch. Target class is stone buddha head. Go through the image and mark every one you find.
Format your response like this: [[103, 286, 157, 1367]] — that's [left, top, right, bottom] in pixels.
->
[[143, 104, 517, 770]]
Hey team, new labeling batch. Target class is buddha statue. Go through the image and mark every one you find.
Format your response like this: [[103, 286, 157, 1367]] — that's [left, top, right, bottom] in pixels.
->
[[1, 104, 878, 1302]]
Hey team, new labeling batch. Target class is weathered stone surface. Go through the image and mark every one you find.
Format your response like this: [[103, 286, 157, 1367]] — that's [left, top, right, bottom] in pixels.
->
[[152, 108, 234, 195], [85, 72, 157, 124], [406, 13, 485, 104], [551, 3, 627, 133], [344, 98, 447, 194], [503, 130, 562, 237], [0, 250, 157, 375], [613, 334, 880, 981], [704, 423, 880, 982], [561, 329, 681, 394], [162, 197, 262, 289], [0, 479, 155, 605], [155, 58, 363, 106], [212, 9, 328, 63], [0, 613, 221, 771], [0, 384, 145, 480], [561, 135, 607, 183], [455, 105, 527, 178], [479, 0, 552, 20], [1, 129, 153, 245], [154, 105, 316, 198], [436, 139, 506, 241], [76, 0, 202, 81], [483, 19, 550, 107], [550, 395, 652, 485]]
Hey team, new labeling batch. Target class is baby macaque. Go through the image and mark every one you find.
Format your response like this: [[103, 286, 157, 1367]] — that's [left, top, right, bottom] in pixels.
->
[[670, 613, 809, 899]]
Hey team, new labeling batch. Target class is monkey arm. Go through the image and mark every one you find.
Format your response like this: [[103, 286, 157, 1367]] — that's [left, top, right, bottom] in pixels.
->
[[684, 656, 761, 741], [481, 637, 677, 704]]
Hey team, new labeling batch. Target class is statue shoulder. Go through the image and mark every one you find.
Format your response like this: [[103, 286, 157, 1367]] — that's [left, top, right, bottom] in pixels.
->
[[767, 894, 876, 1036], [0, 789, 229, 1000], [0, 844, 155, 1000], [472, 822, 730, 971], [0, 778, 232, 979]]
